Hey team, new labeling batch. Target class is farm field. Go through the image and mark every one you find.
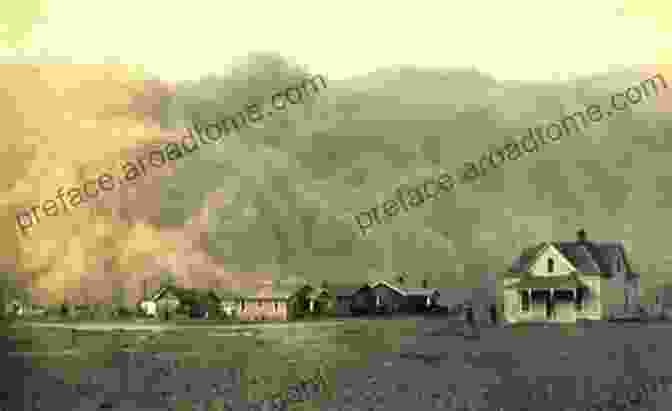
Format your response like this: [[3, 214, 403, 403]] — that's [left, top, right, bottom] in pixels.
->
[[2, 317, 672, 410]]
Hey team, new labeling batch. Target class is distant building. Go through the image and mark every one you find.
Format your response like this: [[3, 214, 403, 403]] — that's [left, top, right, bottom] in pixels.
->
[[434, 287, 474, 312], [651, 284, 672, 317], [340, 280, 441, 315], [324, 283, 371, 316], [149, 286, 181, 319], [237, 283, 312, 321], [350, 284, 376, 315]]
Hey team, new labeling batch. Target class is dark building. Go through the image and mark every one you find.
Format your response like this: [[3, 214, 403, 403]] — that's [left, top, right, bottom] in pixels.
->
[[350, 284, 376, 315]]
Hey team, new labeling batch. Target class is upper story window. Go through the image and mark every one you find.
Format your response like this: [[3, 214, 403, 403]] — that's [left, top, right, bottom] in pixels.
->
[[547, 258, 554, 273], [274, 302, 279, 312]]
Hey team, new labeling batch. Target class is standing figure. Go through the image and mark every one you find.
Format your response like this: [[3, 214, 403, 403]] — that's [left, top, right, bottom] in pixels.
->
[[464, 302, 479, 338], [489, 304, 498, 326], [465, 304, 475, 327]]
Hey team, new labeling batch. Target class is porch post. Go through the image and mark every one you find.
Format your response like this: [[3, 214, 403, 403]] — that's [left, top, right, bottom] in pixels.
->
[[528, 289, 531, 312], [523, 289, 530, 312]]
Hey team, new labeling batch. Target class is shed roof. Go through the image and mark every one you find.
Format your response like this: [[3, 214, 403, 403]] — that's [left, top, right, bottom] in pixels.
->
[[434, 288, 479, 307], [369, 280, 406, 295], [403, 288, 439, 297]]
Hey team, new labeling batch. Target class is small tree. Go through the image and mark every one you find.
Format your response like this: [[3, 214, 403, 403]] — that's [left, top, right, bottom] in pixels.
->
[[395, 273, 407, 286], [92, 302, 113, 320], [112, 286, 131, 318], [0, 272, 30, 320], [157, 299, 177, 320]]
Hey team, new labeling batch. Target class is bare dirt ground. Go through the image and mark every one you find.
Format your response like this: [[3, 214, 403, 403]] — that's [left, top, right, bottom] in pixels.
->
[[3, 318, 672, 410], [315, 320, 672, 410]]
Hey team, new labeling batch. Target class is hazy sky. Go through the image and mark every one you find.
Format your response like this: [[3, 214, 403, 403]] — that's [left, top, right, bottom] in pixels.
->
[[1, 0, 669, 82]]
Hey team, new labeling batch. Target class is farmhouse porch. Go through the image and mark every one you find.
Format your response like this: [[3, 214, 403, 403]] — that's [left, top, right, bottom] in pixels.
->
[[510, 276, 587, 322]]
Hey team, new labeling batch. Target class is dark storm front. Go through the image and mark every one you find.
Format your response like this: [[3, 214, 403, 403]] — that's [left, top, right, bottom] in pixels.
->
[[354, 173, 457, 236], [353, 73, 668, 236]]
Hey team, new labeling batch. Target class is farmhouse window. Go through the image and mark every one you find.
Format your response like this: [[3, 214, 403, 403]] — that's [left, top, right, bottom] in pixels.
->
[[274, 302, 279, 312], [547, 258, 554, 273], [241, 300, 246, 312]]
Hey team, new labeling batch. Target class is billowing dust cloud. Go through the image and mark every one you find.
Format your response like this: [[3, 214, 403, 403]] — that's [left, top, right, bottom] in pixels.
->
[[2, 64, 271, 306]]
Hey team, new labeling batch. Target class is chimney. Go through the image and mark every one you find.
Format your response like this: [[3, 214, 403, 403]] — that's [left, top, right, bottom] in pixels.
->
[[577, 229, 587, 243]]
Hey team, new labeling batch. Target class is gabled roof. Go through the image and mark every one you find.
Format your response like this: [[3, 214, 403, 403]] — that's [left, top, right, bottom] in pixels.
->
[[509, 239, 636, 278], [552, 242, 601, 273], [369, 280, 406, 296], [509, 243, 548, 273], [360, 281, 441, 297]]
